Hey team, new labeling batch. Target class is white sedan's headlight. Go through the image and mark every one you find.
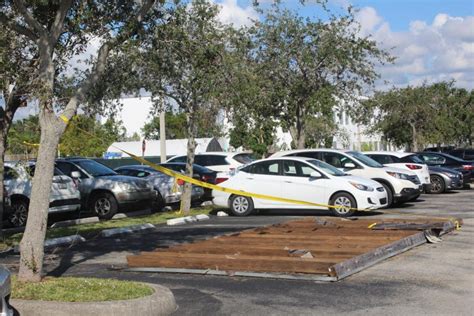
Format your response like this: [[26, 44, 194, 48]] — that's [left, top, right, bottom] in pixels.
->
[[349, 182, 374, 191], [386, 171, 410, 180]]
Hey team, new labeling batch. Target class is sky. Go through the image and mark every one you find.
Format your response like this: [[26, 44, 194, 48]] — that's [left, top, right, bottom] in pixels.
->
[[215, 0, 474, 89]]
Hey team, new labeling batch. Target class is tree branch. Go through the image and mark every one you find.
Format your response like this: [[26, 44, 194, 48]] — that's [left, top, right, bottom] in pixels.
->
[[13, 0, 46, 37], [0, 12, 38, 40], [49, 0, 73, 44], [60, 0, 157, 122]]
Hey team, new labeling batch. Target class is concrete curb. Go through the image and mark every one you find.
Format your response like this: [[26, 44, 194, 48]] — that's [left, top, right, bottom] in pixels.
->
[[10, 283, 177, 316], [14, 235, 86, 253], [166, 214, 210, 226], [50, 216, 100, 228], [100, 223, 155, 238], [112, 209, 152, 220]]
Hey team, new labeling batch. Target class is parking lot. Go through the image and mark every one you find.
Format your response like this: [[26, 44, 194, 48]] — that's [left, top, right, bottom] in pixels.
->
[[2, 187, 473, 315]]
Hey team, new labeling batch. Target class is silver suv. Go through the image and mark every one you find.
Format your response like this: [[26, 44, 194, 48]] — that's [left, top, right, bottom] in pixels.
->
[[56, 158, 155, 220], [0, 266, 12, 316], [4, 162, 81, 227]]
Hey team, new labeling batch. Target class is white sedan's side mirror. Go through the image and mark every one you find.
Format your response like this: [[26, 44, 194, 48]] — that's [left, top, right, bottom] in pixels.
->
[[71, 171, 81, 179], [310, 171, 322, 178], [343, 162, 356, 169]]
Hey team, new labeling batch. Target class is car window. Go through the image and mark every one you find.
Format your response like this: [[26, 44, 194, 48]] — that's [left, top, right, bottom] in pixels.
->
[[420, 154, 446, 164], [307, 159, 346, 176], [168, 156, 187, 163], [56, 161, 88, 179], [4, 167, 18, 180], [233, 153, 256, 164], [247, 161, 280, 176], [283, 160, 316, 177], [401, 154, 425, 164], [321, 152, 359, 169], [195, 155, 229, 166], [368, 154, 398, 164], [347, 151, 382, 168], [26, 165, 63, 177], [289, 152, 322, 160]]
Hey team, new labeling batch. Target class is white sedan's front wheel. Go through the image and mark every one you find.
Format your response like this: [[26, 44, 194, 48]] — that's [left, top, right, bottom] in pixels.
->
[[229, 195, 254, 216], [329, 192, 356, 217]]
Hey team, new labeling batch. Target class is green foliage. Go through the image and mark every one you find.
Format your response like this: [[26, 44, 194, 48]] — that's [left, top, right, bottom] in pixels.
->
[[7, 116, 41, 155], [358, 81, 473, 150], [12, 277, 153, 302], [142, 111, 220, 140], [8, 115, 126, 157]]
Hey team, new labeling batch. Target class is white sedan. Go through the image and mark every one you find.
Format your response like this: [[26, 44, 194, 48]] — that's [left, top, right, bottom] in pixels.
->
[[213, 157, 388, 217]]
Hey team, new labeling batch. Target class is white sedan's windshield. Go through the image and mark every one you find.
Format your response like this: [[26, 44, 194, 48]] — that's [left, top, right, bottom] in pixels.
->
[[307, 159, 346, 176]]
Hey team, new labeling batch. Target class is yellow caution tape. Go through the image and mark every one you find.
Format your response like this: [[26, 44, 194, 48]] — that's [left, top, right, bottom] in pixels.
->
[[22, 141, 40, 147], [368, 223, 377, 229], [60, 115, 70, 124]]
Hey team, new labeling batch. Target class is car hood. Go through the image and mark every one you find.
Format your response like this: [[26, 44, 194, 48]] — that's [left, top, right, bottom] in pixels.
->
[[382, 166, 416, 175], [340, 175, 383, 188], [95, 174, 148, 184]]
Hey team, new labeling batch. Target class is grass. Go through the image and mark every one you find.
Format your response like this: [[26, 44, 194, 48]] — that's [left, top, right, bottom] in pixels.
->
[[1, 207, 213, 248], [12, 276, 154, 302]]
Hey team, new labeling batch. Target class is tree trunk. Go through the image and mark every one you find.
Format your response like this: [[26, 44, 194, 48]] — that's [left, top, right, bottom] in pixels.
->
[[18, 111, 60, 282], [0, 132, 6, 238], [180, 107, 197, 215], [410, 123, 418, 152]]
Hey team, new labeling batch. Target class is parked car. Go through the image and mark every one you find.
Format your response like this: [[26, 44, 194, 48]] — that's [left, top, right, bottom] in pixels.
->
[[55, 158, 155, 219], [159, 162, 217, 201], [213, 157, 388, 217], [3, 162, 81, 227], [364, 151, 431, 192], [0, 266, 12, 316], [114, 165, 204, 209], [271, 149, 422, 206], [364, 152, 466, 193], [423, 146, 456, 153], [447, 148, 474, 161], [416, 152, 474, 181], [166, 152, 255, 183]]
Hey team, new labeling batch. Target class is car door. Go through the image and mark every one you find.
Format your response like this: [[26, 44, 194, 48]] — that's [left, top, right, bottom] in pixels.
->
[[280, 160, 328, 210], [242, 160, 284, 207]]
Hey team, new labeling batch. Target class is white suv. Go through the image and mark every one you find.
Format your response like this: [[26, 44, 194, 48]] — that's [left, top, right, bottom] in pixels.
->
[[271, 149, 423, 206], [364, 151, 431, 192], [3, 162, 81, 227], [166, 152, 255, 183]]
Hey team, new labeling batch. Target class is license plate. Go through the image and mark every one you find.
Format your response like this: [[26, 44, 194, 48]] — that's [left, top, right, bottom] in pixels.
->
[[58, 183, 67, 190]]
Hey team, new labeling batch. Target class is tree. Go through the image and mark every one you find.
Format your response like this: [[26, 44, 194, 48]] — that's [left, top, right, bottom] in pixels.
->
[[60, 115, 126, 157], [0, 0, 161, 282], [142, 111, 221, 140], [249, 5, 392, 148], [7, 115, 41, 155], [127, 0, 229, 214], [356, 82, 473, 150]]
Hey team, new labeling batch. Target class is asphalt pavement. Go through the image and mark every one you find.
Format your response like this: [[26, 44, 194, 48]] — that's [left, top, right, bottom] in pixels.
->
[[1, 188, 473, 315]]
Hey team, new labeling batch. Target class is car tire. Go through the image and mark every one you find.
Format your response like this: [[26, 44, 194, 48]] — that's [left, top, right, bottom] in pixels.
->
[[90, 192, 118, 220], [429, 175, 445, 194], [153, 191, 165, 212], [8, 198, 29, 227], [229, 195, 254, 216], [329, 192, 356, 217], [380, 182, 393, 207]]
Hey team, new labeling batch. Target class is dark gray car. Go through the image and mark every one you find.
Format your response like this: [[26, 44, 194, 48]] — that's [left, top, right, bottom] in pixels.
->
[[56, 158, 155, 219], [115, 165, 204, 210], [428, 166, 464, 194]]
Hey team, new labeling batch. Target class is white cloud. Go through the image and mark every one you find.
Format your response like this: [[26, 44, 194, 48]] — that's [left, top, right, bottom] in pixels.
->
[[356, 8, 474, 89], [214, 0, 259, 27]]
